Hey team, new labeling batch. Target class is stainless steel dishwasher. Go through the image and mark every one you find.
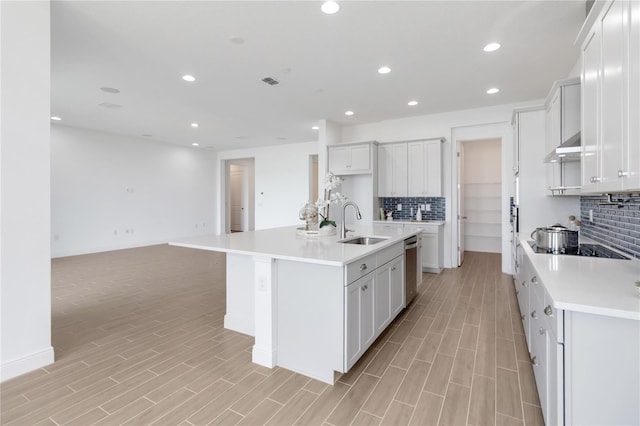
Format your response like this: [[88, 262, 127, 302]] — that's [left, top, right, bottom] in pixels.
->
[[404, 235, 419, 305]]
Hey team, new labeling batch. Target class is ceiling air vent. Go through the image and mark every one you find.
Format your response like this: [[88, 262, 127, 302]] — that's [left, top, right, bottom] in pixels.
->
[[261, 77, 279, 86], [98, 102, 123, 109]]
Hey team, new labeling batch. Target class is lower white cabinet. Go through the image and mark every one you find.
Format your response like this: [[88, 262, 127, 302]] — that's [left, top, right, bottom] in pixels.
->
[[515, 247, 640, 425], [344, 244, 405, 372], [375, 256, 405, 335], [402, 223, 443, 273], [345, 272, 375, 370]]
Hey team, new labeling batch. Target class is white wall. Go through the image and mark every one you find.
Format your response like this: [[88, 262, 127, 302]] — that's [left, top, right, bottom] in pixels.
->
[[51, 125, 216, 257], [1, 0, 54, 381], [216, 141, 318, 232]]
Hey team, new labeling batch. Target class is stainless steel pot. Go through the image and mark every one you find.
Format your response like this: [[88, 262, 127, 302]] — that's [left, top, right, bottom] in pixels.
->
[[531, 226, 578, 253]]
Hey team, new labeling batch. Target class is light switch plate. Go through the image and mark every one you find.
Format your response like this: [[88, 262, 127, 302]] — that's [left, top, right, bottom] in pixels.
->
[[397, 204, 402, 211]]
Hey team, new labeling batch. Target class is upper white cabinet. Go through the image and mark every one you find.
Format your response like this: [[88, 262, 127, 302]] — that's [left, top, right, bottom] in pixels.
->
[[378, 143, 408, 197], [329, 142, 375, 175], [580, 0, 640, 193], [377, 140, 442, 198], [543, 77, 581, 195], [407, 141, 442, 197]]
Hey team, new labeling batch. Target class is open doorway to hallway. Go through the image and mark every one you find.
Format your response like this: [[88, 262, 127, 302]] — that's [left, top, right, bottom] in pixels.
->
[[225, 158, 255, 233]]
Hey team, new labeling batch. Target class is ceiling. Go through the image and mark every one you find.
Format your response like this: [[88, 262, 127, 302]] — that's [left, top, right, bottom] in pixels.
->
[[51, 1, 587, 151]]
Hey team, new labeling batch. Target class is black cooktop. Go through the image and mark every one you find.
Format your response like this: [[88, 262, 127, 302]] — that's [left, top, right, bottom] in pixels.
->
[[527, 241, 629, 259]]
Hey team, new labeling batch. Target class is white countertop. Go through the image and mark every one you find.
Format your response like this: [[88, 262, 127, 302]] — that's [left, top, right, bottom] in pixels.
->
[[520, 236, 640, 321], [170, 224, 421, 267], [372, 220, 445, 226]]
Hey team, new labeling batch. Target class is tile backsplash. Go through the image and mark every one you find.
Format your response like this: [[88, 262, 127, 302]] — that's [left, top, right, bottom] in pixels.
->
[[580, 193, 640, 259], [380, 197, 446, 221]]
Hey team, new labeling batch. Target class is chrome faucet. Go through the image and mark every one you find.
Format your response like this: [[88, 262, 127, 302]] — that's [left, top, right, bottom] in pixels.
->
[[341, 201, 362, 238]]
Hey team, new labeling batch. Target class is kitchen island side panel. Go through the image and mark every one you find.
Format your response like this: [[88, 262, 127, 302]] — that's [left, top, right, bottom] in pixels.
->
[[276, 260, 344, 383], [224, 254, 255, 336]]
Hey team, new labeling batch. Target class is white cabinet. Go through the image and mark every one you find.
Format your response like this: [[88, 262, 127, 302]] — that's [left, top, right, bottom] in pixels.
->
[[404, 223, 443, 273], [407, 141, 442, 197], [345, 272, 375, 370], [378, 143, 408, 197], [329, 143, 373, 175], [544, 78, 581, 195], [375, 255, 404, 335], [580, 0, 640, 193], [344, 242, 405, 371]]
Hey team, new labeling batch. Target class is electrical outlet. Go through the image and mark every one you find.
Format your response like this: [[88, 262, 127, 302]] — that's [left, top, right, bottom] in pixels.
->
[[397, 204, 402, 211], [425, 204, 431, 211]]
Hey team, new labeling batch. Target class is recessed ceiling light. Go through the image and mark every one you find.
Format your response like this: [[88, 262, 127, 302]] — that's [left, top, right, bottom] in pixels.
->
[[100, 87, 120, 94], [50, 116, 61, 121], [483, 42, 501, 52], [191, 122, 199, 128], [182, 75, 196, 82], [378, 66, 391, 74], [141, 134, 153, 137], [407, 100, 418, 106], [312, 126, 319, 130], [192, 143, 199, 147], [321, 1, 340, 14], [344, 110, 354, 116], [230, 36, 245, 45], [486, 87, 500, 94]]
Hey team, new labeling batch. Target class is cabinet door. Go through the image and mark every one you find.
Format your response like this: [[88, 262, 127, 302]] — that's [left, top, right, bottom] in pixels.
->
[[581, 27, 601, 192], [421, 233, 438, 269], [329, 146, 350, 172], [530, 293, 548, 422], [350, 145, 370, 171], [407, 142, 424, 196], [345, 273, 375, 370], [392, 144, 408, 196], [624, 0, 640, 189], [547, 333, 564, 426], [424, 142, 442, 196], [599, 0, 627, 192], [562, 83, 581, 142], [547, 89, 562, 151], [389, 256, 404, 318], [375, 264, 391, 334], [378, 145, 394, 197]]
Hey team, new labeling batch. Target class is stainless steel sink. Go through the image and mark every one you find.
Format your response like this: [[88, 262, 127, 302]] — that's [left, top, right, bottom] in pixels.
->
[[339, 236, 389, 245]]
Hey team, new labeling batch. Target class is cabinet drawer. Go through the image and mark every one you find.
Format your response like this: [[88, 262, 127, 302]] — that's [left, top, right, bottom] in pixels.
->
[[377, 242, 403, 265], [346, 253, 377, 285]]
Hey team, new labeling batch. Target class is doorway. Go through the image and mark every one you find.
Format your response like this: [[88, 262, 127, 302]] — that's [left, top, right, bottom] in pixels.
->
[[458, 138, 502, 259], [225, 159, 255, 233]]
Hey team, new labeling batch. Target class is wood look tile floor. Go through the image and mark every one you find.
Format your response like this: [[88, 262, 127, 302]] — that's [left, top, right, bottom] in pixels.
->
[[0, 246, 543, 426]]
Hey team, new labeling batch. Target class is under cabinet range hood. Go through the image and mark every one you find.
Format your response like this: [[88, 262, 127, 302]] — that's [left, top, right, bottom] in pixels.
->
[[544, 131, 581, 163]]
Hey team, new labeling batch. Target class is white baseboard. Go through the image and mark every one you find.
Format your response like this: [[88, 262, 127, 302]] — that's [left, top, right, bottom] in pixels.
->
[[1, 346, 54, 382], [252, 345, 277, 368], [224, 314, 254, 336]]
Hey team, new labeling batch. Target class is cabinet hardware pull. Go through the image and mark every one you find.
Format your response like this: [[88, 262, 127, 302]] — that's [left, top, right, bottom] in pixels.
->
[[522, 281, 527, 288], [361, 285, 368, 292], [540, 327, 545, 335], [521, 314, 526, 321], [544, 305, 553, 316], [515, 290, 520, 296], [391, 267, 396, 271], [618, 170, 628, 178], [531, 310, 538, 319], [360, 264, 367, 271], [531, 356, 538, 366], [531, 276, 537, 284]]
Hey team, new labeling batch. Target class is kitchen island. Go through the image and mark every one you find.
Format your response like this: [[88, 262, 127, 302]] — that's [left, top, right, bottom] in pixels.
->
[[170, 224, 422, 383]]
